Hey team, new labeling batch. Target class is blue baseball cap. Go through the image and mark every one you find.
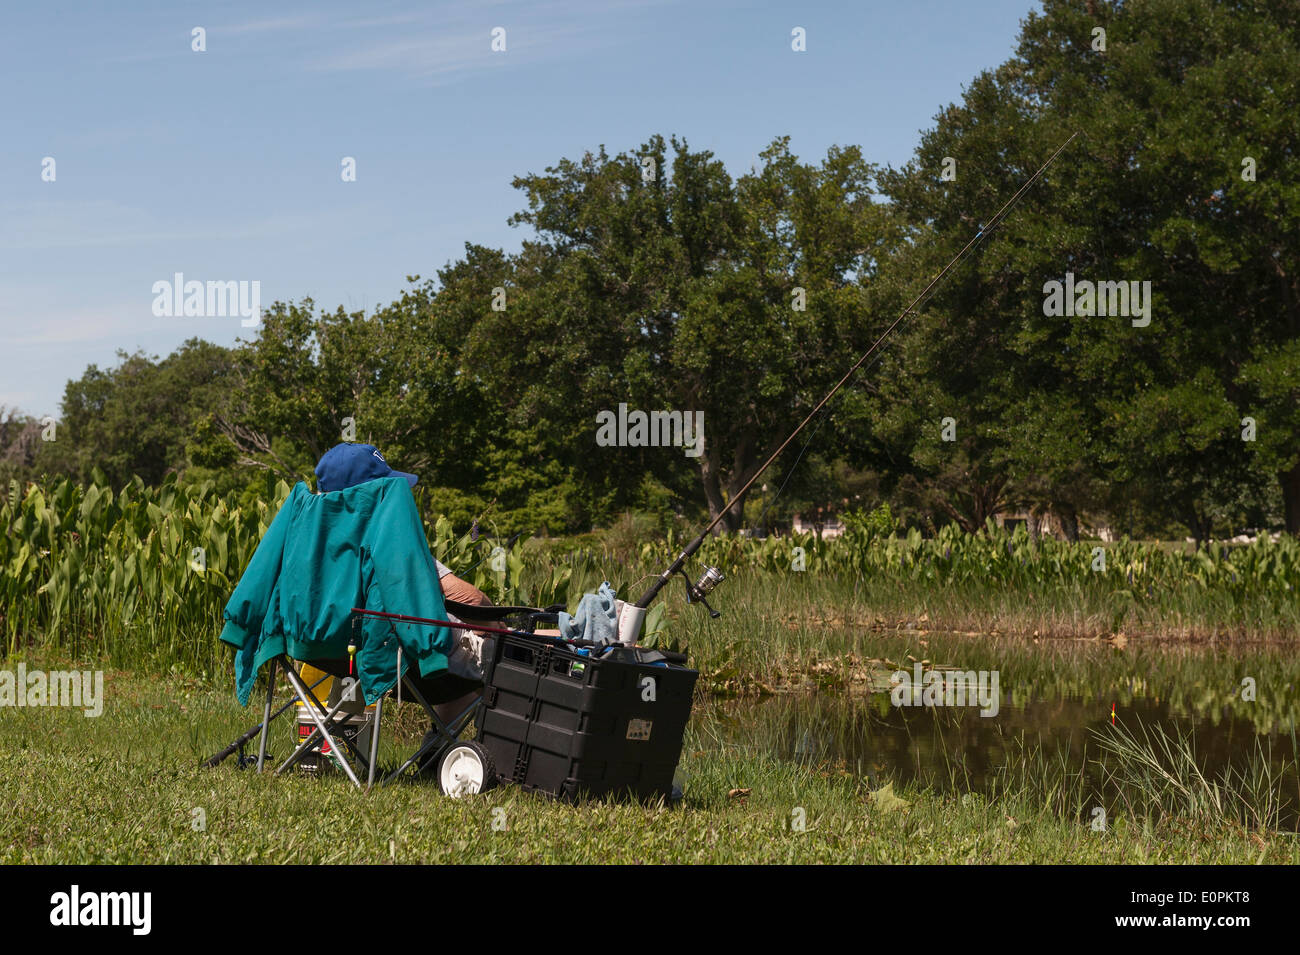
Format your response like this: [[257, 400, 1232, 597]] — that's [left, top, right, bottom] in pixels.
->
[[314, 443, 418, 492]]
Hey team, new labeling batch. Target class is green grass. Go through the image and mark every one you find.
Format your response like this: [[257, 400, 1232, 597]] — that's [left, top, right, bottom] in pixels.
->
[[1096, 718, 1299, 833], [8, 478, 1298, 863], [1, 666, 1294, 864]]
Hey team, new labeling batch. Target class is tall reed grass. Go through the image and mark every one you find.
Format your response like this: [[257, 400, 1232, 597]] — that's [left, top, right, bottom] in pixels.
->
[[4, 475, 1298, 680]]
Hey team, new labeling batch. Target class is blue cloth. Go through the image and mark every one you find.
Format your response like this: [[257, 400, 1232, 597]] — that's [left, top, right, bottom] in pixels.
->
[[315, 443, 418, 492], [556, 582, 619, 645], [219, 477, 454, 706]]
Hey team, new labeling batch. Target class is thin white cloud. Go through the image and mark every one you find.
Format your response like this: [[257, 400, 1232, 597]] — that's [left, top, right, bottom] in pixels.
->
[[223, 15, 324, 36], [100, 14, 327, 65], [0, 391, 38, 410], [0, 200, 366, 251], [1, 304, 163, 347], [335, 12, 433, 30], [308, 21, 597, 80], [102, 1, 683, 79]]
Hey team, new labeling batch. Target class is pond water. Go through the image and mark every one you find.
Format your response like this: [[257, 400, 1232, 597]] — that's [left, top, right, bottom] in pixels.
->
[[693, 691, 1300, 829]]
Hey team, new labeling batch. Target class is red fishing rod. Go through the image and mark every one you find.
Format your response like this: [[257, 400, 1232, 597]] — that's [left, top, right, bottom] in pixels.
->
[[350, 607, 688, 662], [632, 131, 1080, 619]]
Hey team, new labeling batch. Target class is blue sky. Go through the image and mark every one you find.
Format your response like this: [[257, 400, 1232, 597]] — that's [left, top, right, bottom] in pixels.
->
[[1, 0, 1042, 418]]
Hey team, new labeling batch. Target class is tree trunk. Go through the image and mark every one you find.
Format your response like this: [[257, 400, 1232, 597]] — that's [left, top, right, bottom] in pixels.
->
[[723, 497, 745, 533], [1057, 503, 1079, 542], [721, 433, 760, 534], [694, 435, 761, 535], [972, 476, 1006, 529], [1187, 507, 1212, 547], [947, 473, 1008, 532], [697, 449, 728, 535], [1282, 461, 1300, 536]]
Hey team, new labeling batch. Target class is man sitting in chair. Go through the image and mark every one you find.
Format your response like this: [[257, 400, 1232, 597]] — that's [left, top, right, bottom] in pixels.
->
[[313, 442, 489, 724]]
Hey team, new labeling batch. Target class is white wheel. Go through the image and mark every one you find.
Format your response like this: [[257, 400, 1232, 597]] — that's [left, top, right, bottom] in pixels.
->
[[438, 742, 497, 797]]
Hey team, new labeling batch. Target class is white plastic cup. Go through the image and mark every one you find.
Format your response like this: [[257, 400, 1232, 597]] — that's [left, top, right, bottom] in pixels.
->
[[616, 602, 647, 646]]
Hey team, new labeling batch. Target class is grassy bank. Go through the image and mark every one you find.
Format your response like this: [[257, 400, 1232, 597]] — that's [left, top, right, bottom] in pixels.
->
[[1, 666, 1295, 864]]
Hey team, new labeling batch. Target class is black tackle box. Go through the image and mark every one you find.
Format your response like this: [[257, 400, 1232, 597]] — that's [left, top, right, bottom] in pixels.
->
[[475, 632, 698, 802]]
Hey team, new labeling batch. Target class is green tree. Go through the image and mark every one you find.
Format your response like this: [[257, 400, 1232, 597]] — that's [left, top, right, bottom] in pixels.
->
[[488, 134, 897, 532], [50, 339, 236, 488], [874, 0, 1300, 537]]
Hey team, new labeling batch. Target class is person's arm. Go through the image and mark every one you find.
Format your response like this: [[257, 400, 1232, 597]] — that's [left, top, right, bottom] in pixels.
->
[[436, 557, 559, 634], [438, 568, 491, 607]]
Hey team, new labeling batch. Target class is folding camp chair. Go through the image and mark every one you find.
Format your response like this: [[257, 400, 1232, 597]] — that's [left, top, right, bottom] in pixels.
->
[[232, 599, 561, 793]]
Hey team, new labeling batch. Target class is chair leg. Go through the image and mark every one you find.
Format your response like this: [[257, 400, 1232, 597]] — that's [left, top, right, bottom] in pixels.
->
[[280, 659, 364, 789], [366, 697, 384, 791], [275, 713, 371, 777], [256, 658, 278, 773], [448, 694, 482, 736], [379, 676, 482, 786]]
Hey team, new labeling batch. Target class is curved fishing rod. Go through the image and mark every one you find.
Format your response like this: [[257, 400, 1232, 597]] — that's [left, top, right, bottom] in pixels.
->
[[634, 130, 1080, 615]]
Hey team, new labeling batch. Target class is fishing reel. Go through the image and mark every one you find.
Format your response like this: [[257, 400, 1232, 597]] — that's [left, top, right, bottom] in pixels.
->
[[677, 565, 726, 618]]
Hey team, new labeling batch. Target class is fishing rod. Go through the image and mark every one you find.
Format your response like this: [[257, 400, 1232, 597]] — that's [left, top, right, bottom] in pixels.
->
[[632, 131, 1080, 620], [350, 607, 689, 663], [202, 671, 331, 769]]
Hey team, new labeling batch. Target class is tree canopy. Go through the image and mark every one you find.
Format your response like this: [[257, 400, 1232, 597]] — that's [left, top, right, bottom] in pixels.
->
[[12, 0, 1299, 541]]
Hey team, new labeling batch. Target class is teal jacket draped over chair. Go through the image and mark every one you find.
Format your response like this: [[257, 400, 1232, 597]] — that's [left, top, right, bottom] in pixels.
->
[[219, 476, 454, 706]]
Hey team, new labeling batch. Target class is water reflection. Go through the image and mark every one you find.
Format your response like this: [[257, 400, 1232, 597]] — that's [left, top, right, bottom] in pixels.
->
[[697, 692, 1300, 829]]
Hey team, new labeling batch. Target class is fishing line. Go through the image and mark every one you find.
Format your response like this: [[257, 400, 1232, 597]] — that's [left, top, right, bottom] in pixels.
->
[[753, 412, 827, 531], [746, 134, 1081, 534], [754, 336, 900, 530], [635, 130, 1079, 610]]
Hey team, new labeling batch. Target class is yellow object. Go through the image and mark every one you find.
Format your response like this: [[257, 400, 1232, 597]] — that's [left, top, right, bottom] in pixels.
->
[[293, 662, 375, 712], [295, 662, 334, 710]]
